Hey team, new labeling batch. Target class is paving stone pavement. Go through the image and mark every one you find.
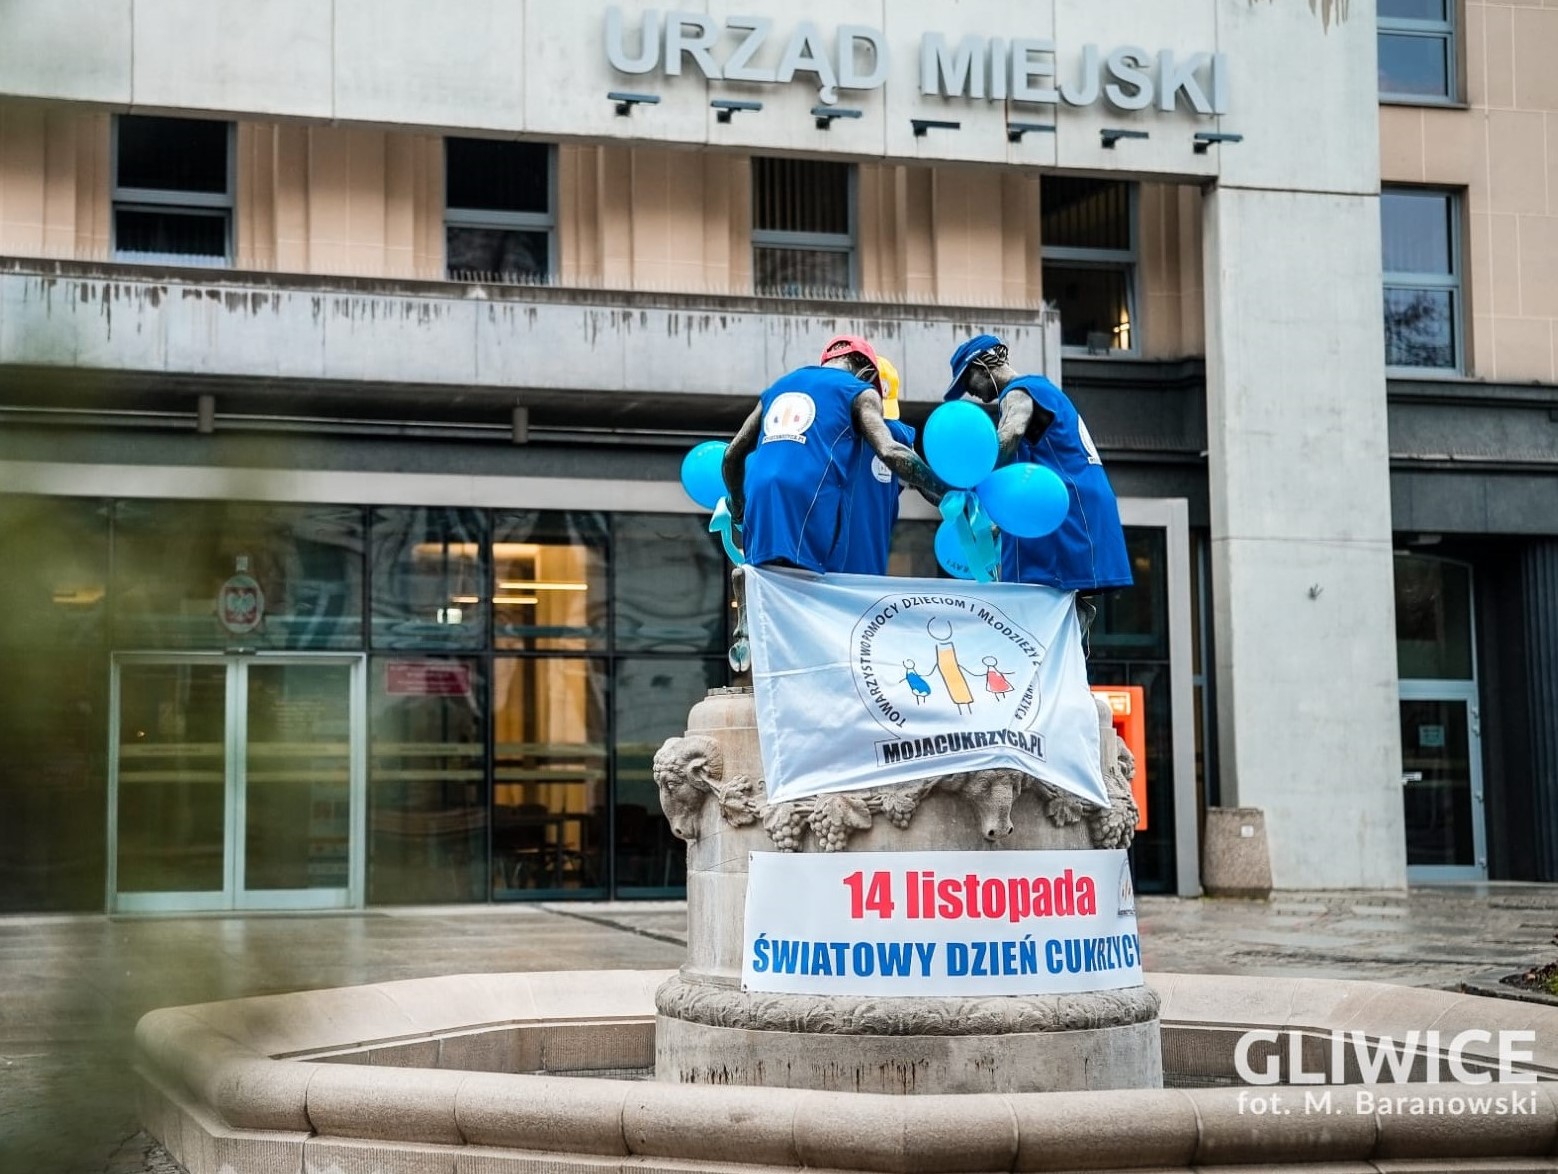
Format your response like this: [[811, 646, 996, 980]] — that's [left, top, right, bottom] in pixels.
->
[[1, 886, 1554, 1173]]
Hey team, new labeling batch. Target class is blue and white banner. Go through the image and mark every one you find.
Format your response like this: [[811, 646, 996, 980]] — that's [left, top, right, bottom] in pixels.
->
[[744, 568, 1107, 807], [742, 849, 1143, 997]]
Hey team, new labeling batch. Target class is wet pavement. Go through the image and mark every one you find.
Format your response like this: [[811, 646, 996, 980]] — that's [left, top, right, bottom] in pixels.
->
[[2, 886, 1555, 1173]]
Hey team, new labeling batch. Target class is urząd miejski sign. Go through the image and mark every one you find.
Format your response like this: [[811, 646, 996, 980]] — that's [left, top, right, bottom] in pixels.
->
[[742, 849, 1144, 997], [605, 7, 1227, 114]]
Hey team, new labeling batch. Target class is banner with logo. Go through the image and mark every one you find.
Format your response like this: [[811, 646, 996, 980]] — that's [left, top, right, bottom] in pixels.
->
[[743, 568, 1107, 807], [742, 849, 1143, 997]]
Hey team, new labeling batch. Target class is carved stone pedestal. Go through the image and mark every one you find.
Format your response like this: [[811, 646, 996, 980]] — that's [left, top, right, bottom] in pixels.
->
[[651, 686, 1163, 1095]]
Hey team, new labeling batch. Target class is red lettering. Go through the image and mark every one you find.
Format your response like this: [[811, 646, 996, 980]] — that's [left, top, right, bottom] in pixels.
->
[[980, 878, 1006, 919], [1077, 874, 1097, 916], [906, 870, 920, 918], [1032, 876, 1053, 917], [1007, 876, 1031, 922], [1056, 869, 1075, 916], [963, 874, 981, 918], [937, 877, 963, 918]]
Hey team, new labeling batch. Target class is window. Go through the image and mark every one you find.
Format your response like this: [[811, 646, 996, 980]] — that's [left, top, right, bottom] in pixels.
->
[[445, 138, 554, 282], [752, 157, 855, 297], [1382, 189, 1462, 372], [1378, 0, 1455, 102], [113, 116, 233, 267], [1041, 177, 1137, 354]]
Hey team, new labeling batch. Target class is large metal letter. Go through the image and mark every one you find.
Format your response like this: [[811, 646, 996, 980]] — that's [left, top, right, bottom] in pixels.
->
[[665, 11, 721, 79], [1059, 43, 1100, 106], [777, 22, 841, 103], [1104, 46, 1154, 111], [605, 6, 660, 74], [725, 16, 777, 84], [920, 33, 986, 99], [837, 25, 889, 90], [1157, 50, 1214, 114], [1010, 38, 1058, 105]]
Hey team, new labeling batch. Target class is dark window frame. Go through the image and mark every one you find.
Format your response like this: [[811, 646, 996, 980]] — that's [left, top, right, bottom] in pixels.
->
[[1378, 0, 1458, 105], [751, 156, 858, 298], [1382, 186, 1464, 375], [444, 138, 557, 283], [111, 115, 235, 268], [1041, 178, 1139, 356]]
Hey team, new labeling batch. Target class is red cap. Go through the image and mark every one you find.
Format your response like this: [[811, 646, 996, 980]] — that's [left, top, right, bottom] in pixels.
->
[[819, 334, 883, 394]]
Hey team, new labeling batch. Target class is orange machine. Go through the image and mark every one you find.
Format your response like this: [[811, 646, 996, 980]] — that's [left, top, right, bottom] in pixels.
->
[[1090, 685, 1147, 830]]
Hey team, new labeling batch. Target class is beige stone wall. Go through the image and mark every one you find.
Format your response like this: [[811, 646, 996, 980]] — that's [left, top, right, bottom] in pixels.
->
[[0, 99, 1207, 355], [1139, 183, 1206, 360], [237, 123, 443, 277], [1380, 0, 1558, 382], [0, 101, 109, 259]]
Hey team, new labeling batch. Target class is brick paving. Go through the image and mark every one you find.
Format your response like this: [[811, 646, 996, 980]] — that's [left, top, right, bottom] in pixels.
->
[[1, 887, 1554, 1173]]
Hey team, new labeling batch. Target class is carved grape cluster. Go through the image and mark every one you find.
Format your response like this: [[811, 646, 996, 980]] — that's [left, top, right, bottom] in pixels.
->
[[761, 802, 808, 852]]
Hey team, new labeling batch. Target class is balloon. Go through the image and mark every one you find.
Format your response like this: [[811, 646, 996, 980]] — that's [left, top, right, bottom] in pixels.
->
[[923, 401, 999, 489], [934, 519, 976, 579], [976, 463, 1070, 539], [680, 441, 729, 510]]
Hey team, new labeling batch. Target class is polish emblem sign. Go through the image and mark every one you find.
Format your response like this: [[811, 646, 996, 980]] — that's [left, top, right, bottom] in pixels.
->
[[217, 571, 265, 635]]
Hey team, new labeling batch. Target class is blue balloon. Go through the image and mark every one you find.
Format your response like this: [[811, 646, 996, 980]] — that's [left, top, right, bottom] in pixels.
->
[[934, 519, 976, 579], [976, 463, 1070, 539], [923, 401, 999, 489], [680, 441, 729, 510]]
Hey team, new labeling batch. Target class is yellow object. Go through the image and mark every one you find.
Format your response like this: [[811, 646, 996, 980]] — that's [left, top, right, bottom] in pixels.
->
[[936, 644, 974, 706], [878, 355, 901, 420]]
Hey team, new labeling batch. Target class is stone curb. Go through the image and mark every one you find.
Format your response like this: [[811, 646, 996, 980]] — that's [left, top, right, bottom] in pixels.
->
[[134, 970, 1558, 1173]]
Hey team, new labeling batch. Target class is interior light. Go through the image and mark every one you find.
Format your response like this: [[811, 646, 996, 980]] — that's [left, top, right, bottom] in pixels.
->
[[497, 581, 589, 592], [493, 596, 541, 605]]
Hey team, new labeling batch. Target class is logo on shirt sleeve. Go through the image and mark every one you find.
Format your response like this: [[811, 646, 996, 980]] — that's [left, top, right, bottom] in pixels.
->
[[762, 393, 817, 444], [1077, 418, 1103, 466], [870, 455, 893, 484]]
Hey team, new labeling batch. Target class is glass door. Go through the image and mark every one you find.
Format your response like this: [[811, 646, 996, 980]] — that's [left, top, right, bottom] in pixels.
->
[[1400, 687, 1486, 881], [110, 655, 364, 912]]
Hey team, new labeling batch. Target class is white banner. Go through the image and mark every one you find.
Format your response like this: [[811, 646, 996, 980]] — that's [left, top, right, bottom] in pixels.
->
[[744, 568, 1107, 806], [742, 849, 1143, 997]]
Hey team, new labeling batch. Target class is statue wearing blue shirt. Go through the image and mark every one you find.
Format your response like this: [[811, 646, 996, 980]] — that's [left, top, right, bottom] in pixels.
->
[[944, 334, 1133, 598]]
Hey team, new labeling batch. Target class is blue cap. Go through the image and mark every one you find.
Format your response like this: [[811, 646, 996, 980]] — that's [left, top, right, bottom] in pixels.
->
[[943, 333, 1004, 400]]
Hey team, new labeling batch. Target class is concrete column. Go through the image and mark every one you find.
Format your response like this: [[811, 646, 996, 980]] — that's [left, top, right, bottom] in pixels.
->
[[1202, 184, 1406, 890]]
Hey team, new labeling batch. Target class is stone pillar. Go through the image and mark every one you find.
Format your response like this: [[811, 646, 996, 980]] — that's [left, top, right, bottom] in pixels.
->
[[1199, 0, 1406, 891], [651, 687, 1162, 1095]]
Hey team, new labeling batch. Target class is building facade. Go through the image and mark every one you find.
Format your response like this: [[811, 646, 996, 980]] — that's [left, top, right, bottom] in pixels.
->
[[0, 0, 1553, 913]]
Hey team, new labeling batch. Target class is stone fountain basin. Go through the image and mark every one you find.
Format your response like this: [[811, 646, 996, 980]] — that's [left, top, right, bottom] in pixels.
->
[[135, 970, 1558, 1173]]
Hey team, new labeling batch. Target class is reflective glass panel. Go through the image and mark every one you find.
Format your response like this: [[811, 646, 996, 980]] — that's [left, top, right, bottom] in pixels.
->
[[613, 514, 728, 653], [492, 658, 607, 895], [1382, 191, 1453, 274], [493, 511, 608, 651], [754, 246, 852, 296], [1394, 555, 1474, 680], [115, 663, 228, 894], [1378, 32, 1450, 97], [1384, 288, 1456, 369], [113, 501, 364, 650], [114, 209, 228, 263], [244, 663, 352, 893], [0, 498, 110, 911], [446, 139, 550, 214], [1042, 178, 1131, 251], [614, 658, 726, 891], [1043, 264, 1133, 351], [753, 158, 851, 234], [368, 656, 486, 902], [117, 115, 229, 194], [445, 227, 550, 282], [1401, 699, 1475, 866], [1379, 0, 1447, 19], [1092, 529, 1169, 660], [370, 508, 485, 650]]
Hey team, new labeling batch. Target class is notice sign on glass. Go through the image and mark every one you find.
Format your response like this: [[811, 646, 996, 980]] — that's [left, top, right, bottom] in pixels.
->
[[385, 661, 472, 697], [742, 849, 1144, 998]]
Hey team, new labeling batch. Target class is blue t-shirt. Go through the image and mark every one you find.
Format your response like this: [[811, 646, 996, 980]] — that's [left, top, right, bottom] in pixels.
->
[[741, 366, 872, 573], [838, 419, 917, 575], [996, 376, 1133, 591]]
